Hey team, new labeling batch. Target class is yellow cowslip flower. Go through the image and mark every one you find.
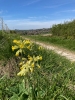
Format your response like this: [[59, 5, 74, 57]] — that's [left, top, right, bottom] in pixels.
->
[[17, 68, 28, 76], [23, 40, 26, 44], [25, 40, 30, 44], [30, 68, 33, 73], [22, 58, 26, 61], [23, 40, 30, 45], [37, 65, 41, 68], [36, 56, 42, 60], [16, 40, 22, 44], [19, 62, 23, 66], [33, 56, 37, 61], [17, 68, 25, 76], [20, 60, 31, 70], [39, 56, 42, 60], [33, 55, 42, 62], [20, 64, 25, 70], [19, 61, 25, 66], [23, 40, 26, 45], [15, 51, 19, 56], [13, 40, 22, 44], [31, 62, 34, 68], [27, 46, 31, 50], [34, 56, 39, 61], [13, 40, 18, 43], [12, 46, 18, 51], [15, 49, 22, 56], [19, 44, 24, 49], [27, 60, 31, 65], [38, 46, 43, 50], [28, 55, 33, 61], [36, 63, 41, 68]]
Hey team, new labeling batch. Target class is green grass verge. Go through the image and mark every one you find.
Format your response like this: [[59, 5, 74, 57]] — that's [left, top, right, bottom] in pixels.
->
[[32, 48, 75, 99], [0, 46, 75, 100], [0, 32, 21, 60]]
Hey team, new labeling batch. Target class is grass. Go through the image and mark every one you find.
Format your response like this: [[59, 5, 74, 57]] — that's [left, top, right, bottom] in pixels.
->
[[0, 31, 21, 60], [0, 45, 75, 99], [0, 32, 75, 99], [31, 48, 75, 99], [24, 35, 75, 51]]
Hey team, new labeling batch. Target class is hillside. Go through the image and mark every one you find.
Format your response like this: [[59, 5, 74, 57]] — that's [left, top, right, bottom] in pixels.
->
[[51, 19, 75, 39]]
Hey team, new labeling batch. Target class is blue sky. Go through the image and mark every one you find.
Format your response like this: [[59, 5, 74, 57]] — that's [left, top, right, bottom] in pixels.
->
[[0, 0, 75, 30]]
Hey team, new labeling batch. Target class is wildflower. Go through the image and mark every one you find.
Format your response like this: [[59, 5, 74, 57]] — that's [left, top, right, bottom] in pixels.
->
[[12, 46, 18, 51], [27, 60, 31, 65], [38, 46, 43, 50], [30, 68, 33, 73], [28, 55, 33, 61], [37, 65, 40, 68], [27, 46, 30, 50], [34, 56, 42, 61], [33, 56, 38, 61], [22, 58, 26, 61], [15, 51, 19, 56], [15, 49, 22, 56], [19, 61, 25, 66], [19, 44, 24, 49], [36, 63, 41, 68], [13, 40, 22, 44], [12, 39, 42, 76], [13, 40, 18, 43], [39, 56, 42, 60], [17, 68, 28, 76], [20, 64, 26, 70], [31, 62, 34, 68], [25, 40, 30, 44]]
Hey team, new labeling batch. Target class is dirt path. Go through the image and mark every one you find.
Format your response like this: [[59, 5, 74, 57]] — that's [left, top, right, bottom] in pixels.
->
[[21, 36, 75, 62], [35, 41, 75, 62]]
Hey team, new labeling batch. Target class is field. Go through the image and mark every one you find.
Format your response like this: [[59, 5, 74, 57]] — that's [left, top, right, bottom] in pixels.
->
[[0, 32, 75, 100]]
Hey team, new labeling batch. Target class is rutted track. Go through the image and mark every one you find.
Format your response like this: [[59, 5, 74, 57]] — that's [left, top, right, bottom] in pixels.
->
[[22, 36, 75, 62], [35, 41, 75, 62]]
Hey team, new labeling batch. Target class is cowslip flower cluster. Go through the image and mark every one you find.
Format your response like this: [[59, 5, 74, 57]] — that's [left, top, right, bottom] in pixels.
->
[[12, 39, 42, 76], [17, 55, 42, 76], [12, 39, 32, 56]]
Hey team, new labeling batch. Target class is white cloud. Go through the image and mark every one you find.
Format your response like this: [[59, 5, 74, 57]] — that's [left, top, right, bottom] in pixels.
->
[[53, 9, 75, 15], [0, 10, 3, 14], [0, 10, 8, 14], [28, 17, 37, 19], [28, 16, 49, 19], [44, 1, 75, 9], [60, 9, 75, 13], [4, 18, 72, 30], [24, 0, 41, 6]]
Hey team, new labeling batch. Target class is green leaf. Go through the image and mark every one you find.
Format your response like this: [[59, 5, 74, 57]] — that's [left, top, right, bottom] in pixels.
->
[[60, 95, 69, 100], [0, 90, 2, 98], [19, 93, 29, 100], [19, 79, 25, 94], [9, 94, 18, 100]]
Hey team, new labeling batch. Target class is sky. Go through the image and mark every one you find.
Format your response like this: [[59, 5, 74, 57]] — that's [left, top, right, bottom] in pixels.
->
[[0, 0, 75, 30]]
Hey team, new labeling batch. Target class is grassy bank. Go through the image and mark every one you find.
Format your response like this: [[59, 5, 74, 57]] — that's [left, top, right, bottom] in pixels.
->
[[0, 43, 75, 99], [0, 32, 21, 60]]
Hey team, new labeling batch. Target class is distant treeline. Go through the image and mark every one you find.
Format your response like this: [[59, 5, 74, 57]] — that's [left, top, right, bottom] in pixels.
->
[[51, 20, 75, 39], [14, 28, 50, 35]]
